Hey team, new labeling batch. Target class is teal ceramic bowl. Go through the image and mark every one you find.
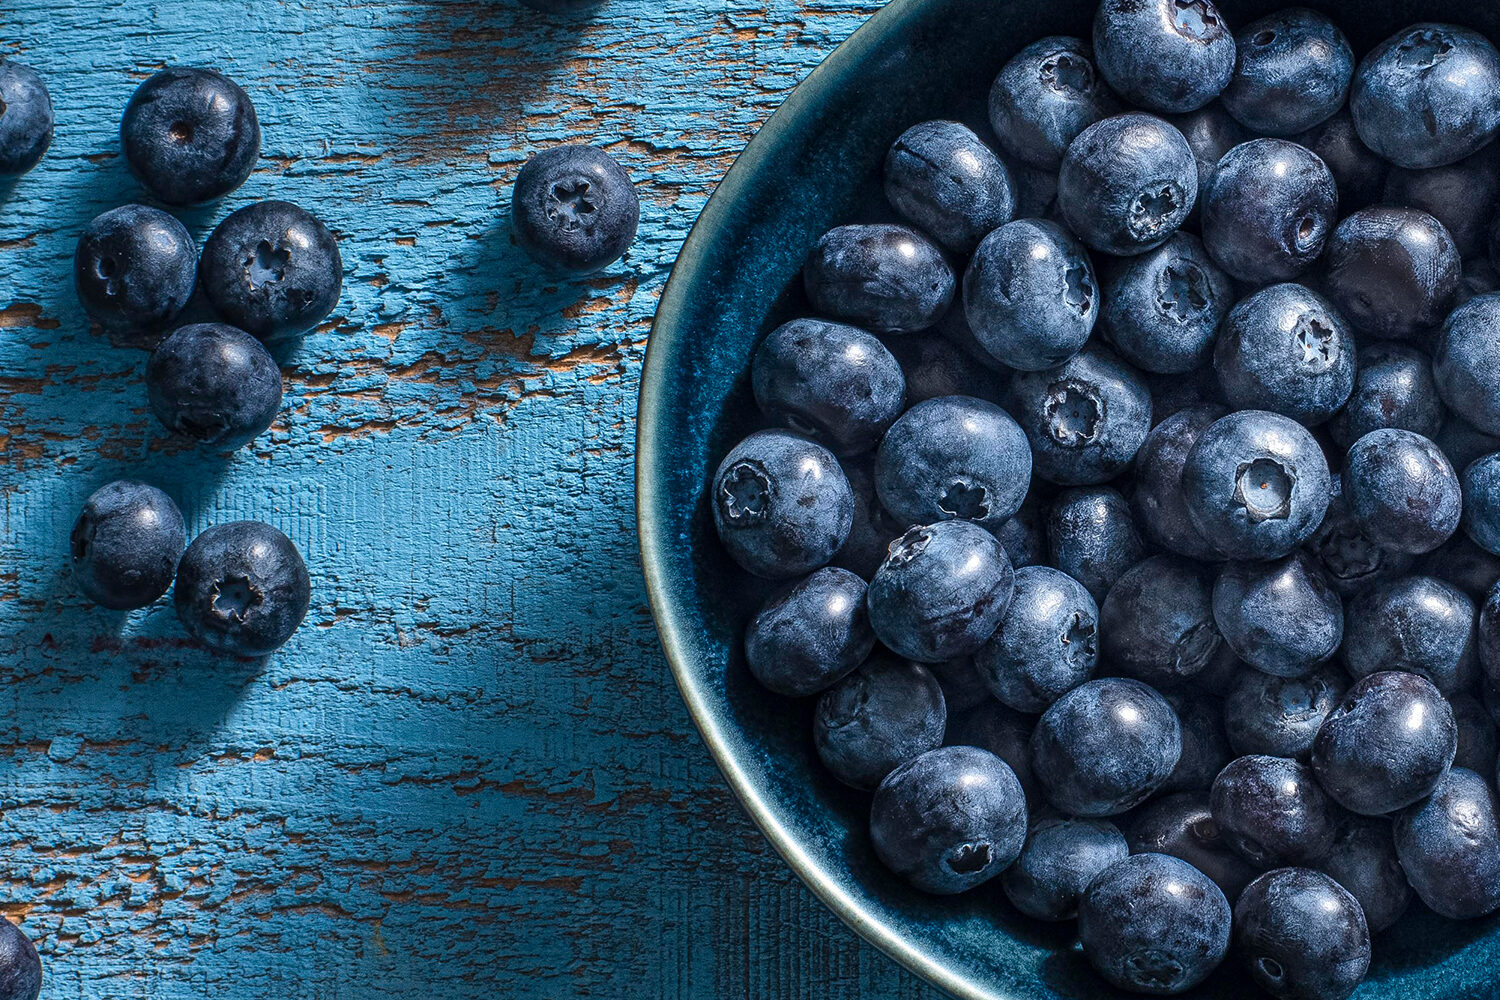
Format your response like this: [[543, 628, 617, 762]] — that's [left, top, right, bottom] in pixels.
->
[[637, 1, 1500, 996]]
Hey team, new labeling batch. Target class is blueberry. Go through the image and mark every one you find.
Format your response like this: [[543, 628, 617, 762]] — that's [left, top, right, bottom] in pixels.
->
[[174, 521, 310, 656], [1166, 104, 1249, 219], [0, 918, 40, 1000], [1224, 664, 1346, 761], [1130, 404, 1227, 561], [1222, 9, 1352, 137], [1212, 283, 1354, 425], [975, 566, 1097, 713], [745, 567, 874, 697], [1002, 816, 1127, 921], [946, 702, 1039, 806], [963, 218, 1097, 370], [712, 430, 853, 580], [0, 60, 53, 175], [1328, 342, 1443, 449], [1307, 476, 1415, 596], [873, 396, 1031, 532], [928, 656, 991, 714], [1384, 147, 1500, 259], [994, 489, 1048, 571], [70, 481, 186, 611], [1292, 109, 1388, 212], [1201, 140, 1337, 286], [884, 120, 1014, 254], [1342, 429, 1461, 555], [1077, 853, 1231, 994], [1102, 556, 1223, 689], [1125, 794, 1259, 901], [1031, 677, 1181, 817], [804, 224, 954, 335], [1319, 814, 1411, 933], [1418, 532, 1500, 602], [1341, 576, 1477, 694], [989, 37, 1119, 170], [866, 520, 1014, 663], [1452, 693, 1499, 778], [120, 67, 259, 205], [1047, 486, 1147, 602], [1211, 554, 1342, 679], [869, 745, 1027, 894], [145, 323, 283, 450], [814, 655, 946, 789], [1351, 23, 1500, 169], [1159, 690, 1233, 796], [1181, 409, 1332, 561], [1311, 670, 1456, 815], [832, 457, 903, 580], [1058, 114, 1198, 257], [1393, 767, 1500, 919], [1436, 294, 1500, 435], [1325, 208, 1460, 340], [73, 205, 196, 337], [1232, 868, 1370, 1000], [881, 330, 996, 404], [199, 200, 343, 341], [1008, 346, 1152, 486], [751, 319, 906, 456], [1480, 580, 1500, 689], [1210, 755, 1338, 867], [511, 145, 637, 273], [1099, 232, 1232, 375], [1092, 0, 1236, 113]]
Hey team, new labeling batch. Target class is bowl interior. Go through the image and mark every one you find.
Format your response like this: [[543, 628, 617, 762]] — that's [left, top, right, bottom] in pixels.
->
[[637, 1, 1500, 997]]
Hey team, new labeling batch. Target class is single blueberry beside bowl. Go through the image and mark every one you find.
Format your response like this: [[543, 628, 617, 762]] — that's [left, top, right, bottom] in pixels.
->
[[804, 224, 954, 335], [1232, 868, 1370, 1000], [1092, 0, 1236, 113], [1221, 8, 1353, 137], [120, 67, 260, 205], [74, 204, 197, 337], [1200, 140, 1338, 286], [511, 144, 638, 273], [814, 654, 946, 790], [174, 521, 311, 656], [745, 567, 874, 698], [199, 200, 343, 341], [71, 481, 187, 611], [1212, 283, 1354, 426], [0, 60, 53, 175], [146, 323, 283, 450], [1058, 113, 1198, 256], [884, 120, 1014, 254], [988, 36, 1119, 170], [1393, 767, 1500, 919], [963, 218, 1097, 370], [1001, 816, 1127, 921]]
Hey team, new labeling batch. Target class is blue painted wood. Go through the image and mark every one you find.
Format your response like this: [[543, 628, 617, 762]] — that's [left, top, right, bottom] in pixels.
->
[[0, 1, 945, 996]]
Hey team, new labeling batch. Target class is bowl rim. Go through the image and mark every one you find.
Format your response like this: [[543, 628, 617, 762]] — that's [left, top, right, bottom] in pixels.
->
[[635, 1, 1005, 997]]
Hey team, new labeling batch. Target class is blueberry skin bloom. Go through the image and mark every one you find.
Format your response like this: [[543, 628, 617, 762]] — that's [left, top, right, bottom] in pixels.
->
[[1293, 109, 1387, 213], [1385, 147, 1500, 259], [120, 67, 260, 205], [0, 917, 40, 1000], [200, 200, 343, 341], [1224, 665, 1346, 761], [1099, 233, 1231, 375], [74, 205, 196, 337], [1057, 114, 1197, 256], [1436, 293, 1500, 435], [963, 219, 1096, 371], [146, 323, 283, 450], [511, 145, 637, 273], [1221, 9, 1353, 137], [1008, 347, 1152, 486], [0, 60, 53, 174], [1030, 677, 1182, 817], [1328, 342, 1443, 449], [884, 121, 1014, 255], [869, 745, 1027, 895], [1093, 0, 1236, 114], [1319, 814, 1411, 933], [1325, 208, 1460, 340], [974, 566, 1097, 713], [1201, 140, 1337, 286], [1181, 410, 1332, 561], [1233, 868, 1370, 1000], [1342, 429, 1461, 555], [1102, 556, 1223, 689], [1212, 553, 1343, 679], [989, 36, 1119, 170], [804, 224, 954, 335], [1002, 817, 1127, 921], [1077, 853, 1232, 995], [1126, 794, 1259, 902], [1469, 453, 1500, 557], [814, 655, 946, 789], [744, 567, 873, 697], [711, 429, 853, 580], [873, 395, 1031, 532], [866, 520, 1014, 663], [1311, 670, 1456, 816], [174, 521, 311, 656], [751, 319, 906, 456], [1047, 486, 1147, 602], [1131, 404, 1226, 561], [1394, 767, 1500, 919], [1341, 576, 1477, 694], [1351, 24, 1500, 169], [1212, 283, 1354, 426], [70, 481, 186, 611], [1210, 755, 1339, 867]]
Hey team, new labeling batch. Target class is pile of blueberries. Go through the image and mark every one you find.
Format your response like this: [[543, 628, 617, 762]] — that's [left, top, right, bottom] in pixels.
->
[[711, 2, 1500, 997]]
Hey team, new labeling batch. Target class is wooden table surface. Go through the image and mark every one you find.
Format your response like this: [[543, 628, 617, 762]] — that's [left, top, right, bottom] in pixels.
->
[[0, 0, 952, 996]]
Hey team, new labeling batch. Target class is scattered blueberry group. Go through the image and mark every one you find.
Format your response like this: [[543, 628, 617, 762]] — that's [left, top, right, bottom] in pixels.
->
[[709, 3, 1500, 996]]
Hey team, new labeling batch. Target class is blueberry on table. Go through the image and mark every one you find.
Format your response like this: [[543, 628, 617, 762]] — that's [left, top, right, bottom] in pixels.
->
[[1125, 793, 1259, 902], [1130, 404, 1226, 562], [804, 224, 953, 335], [1394, 767, 1500, 919], [1077, 853, 1231, 995], [1436, 294, 1500, 436], [0, 60, 53, 175], [1351, 23, 1500, 169], [1308, 477, 1415, 596], [0, 917, 40, 1000], [1319, 814, 1411, 933], [1212, 283, 1354, 426], [1046, 486, 1146, 601], [120, 67, 259, 205], [1341, 576, 1477, 694], [1099, 232, 1231, 376], [1158, 690, 1232, 796], [1165, 104, 1248, 218], [1342, 429, 1461, 555], [71, 481, 186, 611], [710, 429, 853, 580], [1452, 693, 1499, 778], [511, 144, 637, 274], [1221, 9, 1353, 137], [174, 521, 310, 656], [1092, 0, 1236, 113], [1211, 755, 1338, 867], [883, 120, 1013, 255], [200, 199, 342, 341], [1384, 147, 1500, 259], [1224, 665, 1345, 762], [946, 702, 1038, 806], [974, 565, 1097, 714], [1292, 109, 1387, 213], [1201, 140, 1337, 286], [1008, 346, 1152, 486], [1001, 816, 1127, 921], [1101, 555, 1222, 689], [1325, 207, 1460, 340], [1212, 553, 1343, 679], [814, 654, 946, 790], [1057, 113, 1197, 256], [1233, 868, 1370, 1000], [74, 204, 196, 337], [1328, 342, 1443, 449], [869, 745, 1027, 895], [145, 323, 283, 450], [988, 36, 1118, 171], [744, 566, 873, 698]]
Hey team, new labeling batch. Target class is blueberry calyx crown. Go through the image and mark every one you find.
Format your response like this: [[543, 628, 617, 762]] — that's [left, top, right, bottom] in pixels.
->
[[1156, 260, 1210, 323], [1233, 458, 1295, 523], [938, 480, 990, 520], [720, 461, 771, 523], [1129, 183, 1184, 241], [1045, 380, 1104, 447]]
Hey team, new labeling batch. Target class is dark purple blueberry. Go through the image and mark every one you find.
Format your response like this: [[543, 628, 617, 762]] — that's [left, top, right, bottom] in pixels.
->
[[1058, 113, 1198, 256], [1224, 665, 1346, 761], [814, 655, 946, 790], [804, 224, 954, 335], [1341, 576, 1477, 694], [1092, 0, 1236, 113], [963, 218, 1097, 370], [1130, 404, 1227, 561], [511, 144, 638, 273], [1320, 814, 1411, 933], [1002, 816, 1127, 920], [1099, 232, 1232, 375], [1452, 693, 1499, 779], [0, 60, 52, 174], [744, 567, 874, 697], [145, 323, 283, 450], [200, 200, 343, 340], [1221, 9, 1353, 137], [1212, 283, 1354, 426], [989, 36, 1119, 170], [1328, 342, 1443, 449], [1384, 146, 1500, 259], [1101, 555, 1223, 689], [1342, 429, 1460, 555], [975, 566, 1097, 713], [1047, 486, 1146, 602], [1212, 553, 1343, 679], [884, 120, 1014, 254], [174, 521, 310, 656], [74, 204, 196, 337], [1126, 793, 1259, 901], [1201, 140, 1337, 286], [71, 481, 186, 611], [1394, 767, 1500, 919], [121, 67, 260, 204], [1232, 868, 1370, 1000], [1008, 346, 1152, 486], [1211, 755, 1339, 867], [1325, 207, 1460, 340]]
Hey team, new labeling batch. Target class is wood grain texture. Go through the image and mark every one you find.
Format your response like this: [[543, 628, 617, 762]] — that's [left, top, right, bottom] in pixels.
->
[[0, 0, 950, 997]]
